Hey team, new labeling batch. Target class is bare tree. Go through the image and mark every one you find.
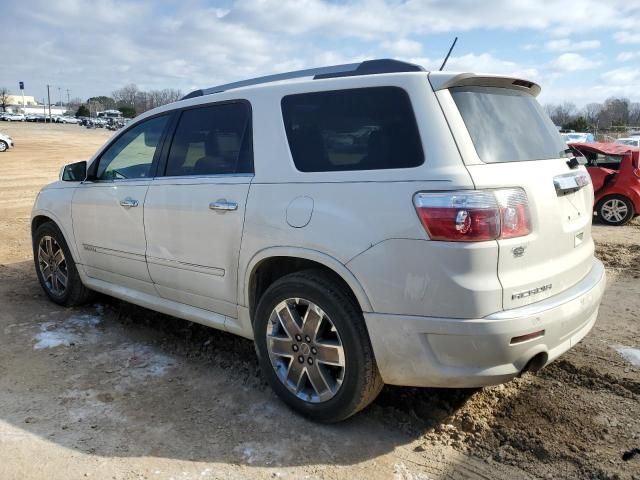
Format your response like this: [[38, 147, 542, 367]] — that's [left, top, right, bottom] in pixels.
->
[[629, 102, 640, 126], [66, 97, 84, 114], [144, 88, 184, 111], [545, 102, 577, 127], [583, 102, 603, 127], [0, 87, 10, 112], [603, 97, 630, 126], [112, 84, 139, 108], [134, 91, 149, 113]]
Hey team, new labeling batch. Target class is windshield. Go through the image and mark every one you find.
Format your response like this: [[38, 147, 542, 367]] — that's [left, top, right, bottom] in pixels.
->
[[451, 86, 568, 163]]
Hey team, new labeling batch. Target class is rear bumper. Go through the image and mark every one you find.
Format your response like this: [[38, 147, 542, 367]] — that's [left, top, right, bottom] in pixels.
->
[[364, 259, 606, 388]]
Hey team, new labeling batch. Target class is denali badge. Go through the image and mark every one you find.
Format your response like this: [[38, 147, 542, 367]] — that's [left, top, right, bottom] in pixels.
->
[[512, 284, 552, 300]]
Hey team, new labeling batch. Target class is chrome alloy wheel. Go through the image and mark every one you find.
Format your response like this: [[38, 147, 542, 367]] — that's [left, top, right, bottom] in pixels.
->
[[266, 298, 346, 403], [601, 198, 628, 223], [38, 235, 68, 296]]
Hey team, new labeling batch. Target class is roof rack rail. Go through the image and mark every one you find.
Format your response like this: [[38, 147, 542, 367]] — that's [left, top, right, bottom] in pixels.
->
[[181, 59, 425, 100]]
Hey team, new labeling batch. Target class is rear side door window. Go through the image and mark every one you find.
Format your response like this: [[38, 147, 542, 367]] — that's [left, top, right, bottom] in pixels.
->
[[164, 102, 252, 176], [281, 87, 424, 172]]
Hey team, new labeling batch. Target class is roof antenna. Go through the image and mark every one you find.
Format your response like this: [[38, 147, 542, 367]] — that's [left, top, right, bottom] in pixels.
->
[[439, 37, 458, 71]]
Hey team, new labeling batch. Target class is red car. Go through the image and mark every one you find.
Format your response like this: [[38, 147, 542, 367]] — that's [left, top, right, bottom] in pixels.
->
[[569, 142, 640, 225]]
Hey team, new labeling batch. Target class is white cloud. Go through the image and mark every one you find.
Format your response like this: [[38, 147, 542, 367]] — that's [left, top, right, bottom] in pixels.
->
[[617, 51, 640, 62], [0, 0, 639, 105], [233, 0, 640, 38], [613, 31, 640, 44], [439, 53, 539, 79], [549, 53, 602, 72], [601, 67, 640, 85], [546, 38, 601, 51], [381, 39, 423, 57]]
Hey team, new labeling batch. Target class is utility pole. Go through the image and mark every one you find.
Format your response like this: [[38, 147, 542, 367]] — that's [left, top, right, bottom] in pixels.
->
[[66, 89, 71, 107], [58, 87, 62, 111], [46, 84, 52, 122]]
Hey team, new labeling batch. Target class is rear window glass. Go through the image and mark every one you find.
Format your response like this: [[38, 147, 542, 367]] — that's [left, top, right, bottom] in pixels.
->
[[281, 87, 424, 172], [451, 86, 568, 163]]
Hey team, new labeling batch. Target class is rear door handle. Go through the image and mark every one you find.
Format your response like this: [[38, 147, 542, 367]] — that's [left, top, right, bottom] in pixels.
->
[[209, 200, 238, 212], [120, 198, 139, 208]]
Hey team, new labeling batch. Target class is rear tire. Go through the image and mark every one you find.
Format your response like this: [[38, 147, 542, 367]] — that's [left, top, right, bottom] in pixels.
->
[[254, 269, 384, 422], [596, 195, 634, 226], [33, 221, 93, 306]]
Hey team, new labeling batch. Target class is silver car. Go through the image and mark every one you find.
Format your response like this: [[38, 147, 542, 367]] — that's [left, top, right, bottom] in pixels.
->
[[0, 131, 14, 152], [31, 59, 605, 422]]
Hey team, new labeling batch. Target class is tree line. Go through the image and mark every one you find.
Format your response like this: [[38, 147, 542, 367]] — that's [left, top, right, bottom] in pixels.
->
[[544, 97, 640, 133], [72, 84, 183, 118]]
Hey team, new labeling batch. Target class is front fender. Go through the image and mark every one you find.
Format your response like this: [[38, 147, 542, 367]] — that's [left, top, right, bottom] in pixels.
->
[[31, 185, 80, 263]]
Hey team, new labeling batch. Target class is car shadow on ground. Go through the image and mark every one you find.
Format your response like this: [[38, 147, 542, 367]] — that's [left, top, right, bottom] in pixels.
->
[[2, 259, 637, 479], [0, 260, 484, 470]]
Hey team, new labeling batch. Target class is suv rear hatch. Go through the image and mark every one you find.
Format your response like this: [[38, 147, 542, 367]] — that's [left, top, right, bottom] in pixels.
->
[[431, 74, 595, 310]]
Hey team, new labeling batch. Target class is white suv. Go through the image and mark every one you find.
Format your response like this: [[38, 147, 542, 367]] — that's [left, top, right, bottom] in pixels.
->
[[31, 59, 606, 422]]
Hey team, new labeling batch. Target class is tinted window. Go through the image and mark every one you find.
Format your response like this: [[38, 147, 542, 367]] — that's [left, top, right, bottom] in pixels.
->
[[451, 87, 568, 163], [281, 87, 424, 172], [96, 115, 168, 180], [165, 102, 252, 176]]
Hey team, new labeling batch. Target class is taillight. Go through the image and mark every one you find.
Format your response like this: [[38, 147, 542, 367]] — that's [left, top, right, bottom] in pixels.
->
[[414, 188, 531, 242]]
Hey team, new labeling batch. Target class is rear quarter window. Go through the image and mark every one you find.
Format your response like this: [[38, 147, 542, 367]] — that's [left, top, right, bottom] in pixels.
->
[[281, 87, 424, 172]]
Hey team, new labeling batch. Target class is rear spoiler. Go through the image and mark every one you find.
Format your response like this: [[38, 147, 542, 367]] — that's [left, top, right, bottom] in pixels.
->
[[428, 72, 541, 97]]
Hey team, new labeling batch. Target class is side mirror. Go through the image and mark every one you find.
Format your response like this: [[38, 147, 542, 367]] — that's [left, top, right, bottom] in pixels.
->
[[60, 161, 87, 182], [144, 130, 161, 147]]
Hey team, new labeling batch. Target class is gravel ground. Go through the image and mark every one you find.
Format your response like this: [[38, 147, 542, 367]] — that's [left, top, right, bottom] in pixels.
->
[[0, 122, 638, 480]]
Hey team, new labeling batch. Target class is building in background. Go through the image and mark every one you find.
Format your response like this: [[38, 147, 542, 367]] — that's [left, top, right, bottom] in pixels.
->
[[2, 93, 66, 116]]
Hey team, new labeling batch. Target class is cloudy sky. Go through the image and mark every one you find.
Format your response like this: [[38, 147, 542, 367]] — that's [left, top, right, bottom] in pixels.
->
[[2, 0, 639, 107]]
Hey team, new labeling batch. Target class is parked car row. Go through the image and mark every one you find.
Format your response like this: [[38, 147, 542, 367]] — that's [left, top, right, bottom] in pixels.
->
[[0, 112, 26, 121], [0, 112, 88, 123]]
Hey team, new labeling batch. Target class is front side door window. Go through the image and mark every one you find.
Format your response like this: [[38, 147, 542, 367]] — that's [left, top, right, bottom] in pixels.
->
[[96, 115, 169, 180]]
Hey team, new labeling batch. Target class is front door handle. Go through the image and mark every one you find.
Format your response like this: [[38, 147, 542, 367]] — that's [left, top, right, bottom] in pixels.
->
[[120, 197, 139, 208], [209, 200, 238, 212]]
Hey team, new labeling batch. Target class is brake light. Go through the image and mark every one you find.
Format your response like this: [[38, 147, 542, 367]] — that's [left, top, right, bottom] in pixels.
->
[[414, 188, 531, 242]]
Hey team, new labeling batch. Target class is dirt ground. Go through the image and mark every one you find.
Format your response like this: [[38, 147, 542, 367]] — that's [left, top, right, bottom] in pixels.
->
[[0, 122, 638, 480]]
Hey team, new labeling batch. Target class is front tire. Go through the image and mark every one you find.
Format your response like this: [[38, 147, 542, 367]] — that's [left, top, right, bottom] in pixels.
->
[[0, 141, 7, 152], [596, 195, 634, 226], [32, 222, 93, 306], [254, 270, 384, 422]]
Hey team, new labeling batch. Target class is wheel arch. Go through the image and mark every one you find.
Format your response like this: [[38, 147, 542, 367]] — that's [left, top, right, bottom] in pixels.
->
[[243, 247, 373, 320], [31, 211, 80, 263]]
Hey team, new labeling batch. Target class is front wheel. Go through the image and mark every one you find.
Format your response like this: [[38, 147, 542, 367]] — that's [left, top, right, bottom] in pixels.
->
[[32, 222, 93, 306], [254, 270, 384, 422], [0, 141, 7, 152], [596, 195, 634, 226]]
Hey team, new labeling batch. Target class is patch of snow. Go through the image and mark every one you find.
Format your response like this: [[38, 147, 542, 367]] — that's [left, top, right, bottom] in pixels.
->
[[33, 308, 103, 350], [615, 346, 640, 366]]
